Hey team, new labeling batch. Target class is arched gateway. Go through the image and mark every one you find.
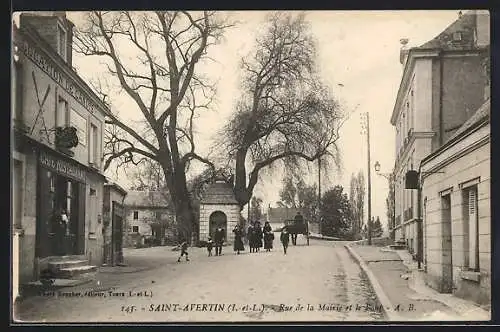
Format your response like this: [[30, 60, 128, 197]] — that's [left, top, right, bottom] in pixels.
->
[[198, 173, 239, 244]]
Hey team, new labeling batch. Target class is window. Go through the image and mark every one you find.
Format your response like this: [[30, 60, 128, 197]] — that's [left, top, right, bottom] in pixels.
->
[[133, 211, 139, 220], [462, 185, 479, 271], [56, 96, 69, 127], [132, 226, 139, 233], [57, 23, 67, 61], [453, 32, 463, 41], [70, 109, 87, 146], [89, 124, 98, 165]]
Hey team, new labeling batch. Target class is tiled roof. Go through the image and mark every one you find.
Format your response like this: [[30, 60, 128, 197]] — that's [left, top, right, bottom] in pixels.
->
[[417, 11, 488, 51], [200, 182, 238, 205], [124, 190, 171, 208], [447, 99, 490, 142], [267, 207, 301, 223]]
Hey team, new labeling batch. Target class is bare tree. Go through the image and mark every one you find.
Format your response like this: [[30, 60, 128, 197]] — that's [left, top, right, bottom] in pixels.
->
[[74, 11, 232, 241], [218, 12, 347, 209]]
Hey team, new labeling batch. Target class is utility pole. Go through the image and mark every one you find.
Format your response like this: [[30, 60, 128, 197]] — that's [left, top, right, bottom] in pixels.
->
[[318, 157, 322, 235], [362, 112, 373, 245]]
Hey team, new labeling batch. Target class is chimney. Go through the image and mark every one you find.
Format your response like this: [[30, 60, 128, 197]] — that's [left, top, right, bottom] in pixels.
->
[[19, 12, 74, 67], [399, 38, 410, 65], [475, 10, 490, 48]]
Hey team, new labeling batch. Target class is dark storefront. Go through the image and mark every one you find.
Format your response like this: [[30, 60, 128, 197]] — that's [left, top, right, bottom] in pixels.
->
[[111, 202, 125, 265], [36, 148, 87, 258]]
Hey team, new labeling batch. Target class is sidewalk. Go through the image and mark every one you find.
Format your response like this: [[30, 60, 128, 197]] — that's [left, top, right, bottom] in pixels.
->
[[345, 244, 491, 321]]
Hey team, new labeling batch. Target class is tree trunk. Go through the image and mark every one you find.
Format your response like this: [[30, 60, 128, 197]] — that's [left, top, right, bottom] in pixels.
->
[[234, 148, 251, 209], [160, 161, 197, 245]]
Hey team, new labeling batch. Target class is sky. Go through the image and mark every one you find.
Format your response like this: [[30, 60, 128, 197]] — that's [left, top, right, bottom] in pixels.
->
[[61, 10, 462, 226]]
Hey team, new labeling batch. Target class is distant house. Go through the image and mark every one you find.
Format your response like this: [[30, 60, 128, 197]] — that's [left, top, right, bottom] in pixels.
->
[[267, 207, 301, 231], [123, 190, 176, 247]]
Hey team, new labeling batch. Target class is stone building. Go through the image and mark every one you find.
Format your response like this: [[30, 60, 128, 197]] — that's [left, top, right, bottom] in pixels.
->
[[198, 176, 240, 244], [12, 12, 111, 288], [389, 10, 490, 262], [420, 98, 490, 306], [123, 191, 176, 247], [102, 182, 127, 266]]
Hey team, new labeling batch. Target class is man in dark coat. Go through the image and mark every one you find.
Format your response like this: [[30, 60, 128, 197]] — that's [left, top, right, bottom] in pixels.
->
[[214, 226, 225, 256], [247, 223, 255, 253], [280, 227, 290, 255]]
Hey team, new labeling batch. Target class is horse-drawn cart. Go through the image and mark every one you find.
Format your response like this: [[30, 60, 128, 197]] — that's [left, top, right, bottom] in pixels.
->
[[284, 219, 310, 246]]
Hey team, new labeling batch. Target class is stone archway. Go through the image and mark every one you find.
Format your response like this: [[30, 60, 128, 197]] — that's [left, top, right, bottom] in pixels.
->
[[209, 211, 227, 238]]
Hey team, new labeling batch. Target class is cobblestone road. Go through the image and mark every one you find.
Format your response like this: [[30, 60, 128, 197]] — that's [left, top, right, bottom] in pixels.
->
[[14, 239, 384, 323]]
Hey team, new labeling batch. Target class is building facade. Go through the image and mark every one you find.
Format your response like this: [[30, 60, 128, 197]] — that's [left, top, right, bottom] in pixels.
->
[[420, 99, 490, 305], [123, 191, 177, 247], [12, 12, 110, 285], [102, 182, 127, 266], [390, 11, 490, 262], [198, 178, 240, 244]]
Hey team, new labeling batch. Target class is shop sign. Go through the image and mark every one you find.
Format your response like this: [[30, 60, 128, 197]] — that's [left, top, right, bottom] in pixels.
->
[[21, 38, 99, 114], [39, 150, 87, 182]]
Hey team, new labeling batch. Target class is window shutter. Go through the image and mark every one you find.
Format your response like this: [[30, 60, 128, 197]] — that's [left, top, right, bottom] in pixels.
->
[[468, 187, 478, 270]]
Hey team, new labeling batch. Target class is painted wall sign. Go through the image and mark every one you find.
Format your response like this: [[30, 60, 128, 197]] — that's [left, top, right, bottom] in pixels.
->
[[39, 150, 87, 182], [21, 38, 99, 114]]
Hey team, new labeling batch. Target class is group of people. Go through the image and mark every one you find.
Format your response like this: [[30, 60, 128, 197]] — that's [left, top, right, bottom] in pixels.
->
[[177, 214, 301, 262], [247, 221, 274, 253]]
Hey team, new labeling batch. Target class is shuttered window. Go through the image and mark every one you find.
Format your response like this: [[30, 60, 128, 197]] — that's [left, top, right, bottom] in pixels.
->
[[468, 187, 479, 271], [463, 185, 479, 271]]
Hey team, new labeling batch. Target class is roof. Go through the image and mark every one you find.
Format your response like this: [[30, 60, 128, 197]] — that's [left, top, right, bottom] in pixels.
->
[[267, 207, 301, 223], [390, 10, 489, 125], [104, 181, 127, 196], [417, 11, 478, 51], [447, 98, 490, 142], [421, 98, 490, 165], [200, 182, 238, 205], [124, 190, 171, 208]]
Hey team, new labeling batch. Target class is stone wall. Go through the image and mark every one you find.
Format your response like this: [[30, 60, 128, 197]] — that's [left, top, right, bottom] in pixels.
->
[[199, 204, 240, 243], [422, 131, 490, 305]]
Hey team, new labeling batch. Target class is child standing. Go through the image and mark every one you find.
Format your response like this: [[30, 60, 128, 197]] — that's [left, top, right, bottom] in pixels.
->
[[177, 239, 190, 262], [280, 227, 290, 255], [207, 237, 214, 257]]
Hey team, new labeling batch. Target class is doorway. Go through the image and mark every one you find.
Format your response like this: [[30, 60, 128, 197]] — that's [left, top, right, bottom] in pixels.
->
[[209, 211, 227, 238], [441, 193, 453, 293], [37, 168, 84, 258], [112, 201, 124, 265]]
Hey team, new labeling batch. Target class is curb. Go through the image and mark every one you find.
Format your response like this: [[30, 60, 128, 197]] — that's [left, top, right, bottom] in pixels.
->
[[344, 244, 403, 321]]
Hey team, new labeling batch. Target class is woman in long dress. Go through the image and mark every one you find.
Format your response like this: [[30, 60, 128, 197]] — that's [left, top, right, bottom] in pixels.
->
[[233, 225, 245, 255], [255, 222, 263, 252], [263, 221, 274, 252]]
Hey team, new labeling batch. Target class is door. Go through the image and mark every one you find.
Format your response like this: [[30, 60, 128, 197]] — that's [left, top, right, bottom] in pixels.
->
[[36, 168, 55, 258], [441, 194, 453, 293], [76, 183, 86, 255], [209, 211, 227, 238], [113, 215, 123, 265], [112, 201, 124, 265]]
